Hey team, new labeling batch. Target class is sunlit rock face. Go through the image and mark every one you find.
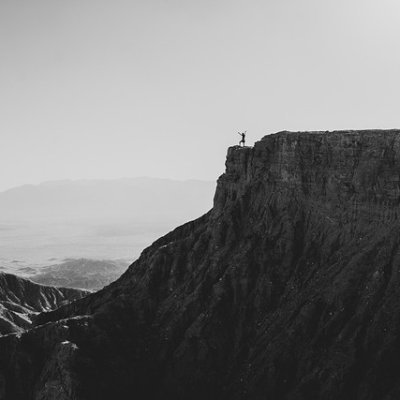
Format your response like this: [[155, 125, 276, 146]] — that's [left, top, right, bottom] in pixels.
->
[[0, 273, 88, 335], [3, 130, 400, 399]]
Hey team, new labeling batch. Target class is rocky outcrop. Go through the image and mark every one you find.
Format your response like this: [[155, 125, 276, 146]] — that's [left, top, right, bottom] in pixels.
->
[[3, 130, 400, 399], [0, 273, 88, 334], [34, 340, 80, 400]]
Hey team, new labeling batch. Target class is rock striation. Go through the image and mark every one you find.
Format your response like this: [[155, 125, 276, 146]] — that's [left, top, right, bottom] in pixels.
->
[[0, 273, 88, 335], [2, 130, 400, 399]]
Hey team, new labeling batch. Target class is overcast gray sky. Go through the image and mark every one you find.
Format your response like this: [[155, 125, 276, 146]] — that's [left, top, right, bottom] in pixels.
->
[[1, 0, 400, 191]]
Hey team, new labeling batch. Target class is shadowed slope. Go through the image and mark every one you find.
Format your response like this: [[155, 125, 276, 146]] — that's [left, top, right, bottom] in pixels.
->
[[2, 130, 400, 399]]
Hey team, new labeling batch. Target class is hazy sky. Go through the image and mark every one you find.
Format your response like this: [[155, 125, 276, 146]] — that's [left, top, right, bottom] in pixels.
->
[[1, 0, 400, 191]]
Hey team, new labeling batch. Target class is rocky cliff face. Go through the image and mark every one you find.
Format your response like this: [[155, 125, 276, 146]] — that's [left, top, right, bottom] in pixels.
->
[[0, 273, 88, 335], [2, 130, 400, 399]]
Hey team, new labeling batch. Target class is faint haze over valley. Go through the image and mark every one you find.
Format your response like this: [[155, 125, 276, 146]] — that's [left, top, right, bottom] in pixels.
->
[[0, 177, 214, 222], [2, 0, 400, 396], [0, 177, 215, 287], [2, 0, 400, 289]]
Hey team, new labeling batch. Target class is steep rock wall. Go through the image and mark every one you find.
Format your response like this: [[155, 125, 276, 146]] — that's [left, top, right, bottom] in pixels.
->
[[2, 130, 400, 399]]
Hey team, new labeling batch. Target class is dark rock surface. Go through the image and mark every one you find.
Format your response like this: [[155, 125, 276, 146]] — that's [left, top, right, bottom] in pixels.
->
[[0, 273, 88, 335], [2, 130, 400, 399]]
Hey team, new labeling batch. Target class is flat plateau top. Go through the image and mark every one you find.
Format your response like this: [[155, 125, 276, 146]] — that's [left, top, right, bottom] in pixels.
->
[[230, 130, 400, 151], [258, 129, 400, 142], [269, 129, 400, 136]]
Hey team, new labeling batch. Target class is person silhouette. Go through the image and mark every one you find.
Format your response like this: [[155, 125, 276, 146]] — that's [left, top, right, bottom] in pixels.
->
[[238, 131, 246, 147]]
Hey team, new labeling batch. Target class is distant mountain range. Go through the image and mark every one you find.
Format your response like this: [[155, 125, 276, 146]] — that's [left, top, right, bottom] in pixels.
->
[[30, 258, 128, 290], [0, 177, 216, 280], [0, 177, 216, 223]]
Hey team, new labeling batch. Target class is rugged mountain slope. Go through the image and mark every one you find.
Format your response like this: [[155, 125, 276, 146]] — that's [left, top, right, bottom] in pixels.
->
[[2, 130, 400, 399], [0, 273, 88, 335]]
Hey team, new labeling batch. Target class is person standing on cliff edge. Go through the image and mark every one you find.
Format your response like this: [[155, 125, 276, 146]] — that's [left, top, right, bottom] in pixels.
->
[[238, 131, 246, 147]]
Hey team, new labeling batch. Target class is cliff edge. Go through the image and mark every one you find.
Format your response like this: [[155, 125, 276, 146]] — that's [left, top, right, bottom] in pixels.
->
[[2, 130, 400, 399]]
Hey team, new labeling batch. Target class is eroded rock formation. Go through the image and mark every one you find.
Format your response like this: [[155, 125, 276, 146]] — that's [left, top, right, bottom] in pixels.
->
[[0, 273, 88, 335], [2, 130, 400, 399]]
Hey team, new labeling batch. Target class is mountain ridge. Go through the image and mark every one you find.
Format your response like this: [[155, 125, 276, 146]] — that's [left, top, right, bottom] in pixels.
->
[[30, 258, 128, 290], [0, 177, 214, 194], [0, 272, 88, 335], [0, 176, 215, 222], [2, 130, 400, 399]]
